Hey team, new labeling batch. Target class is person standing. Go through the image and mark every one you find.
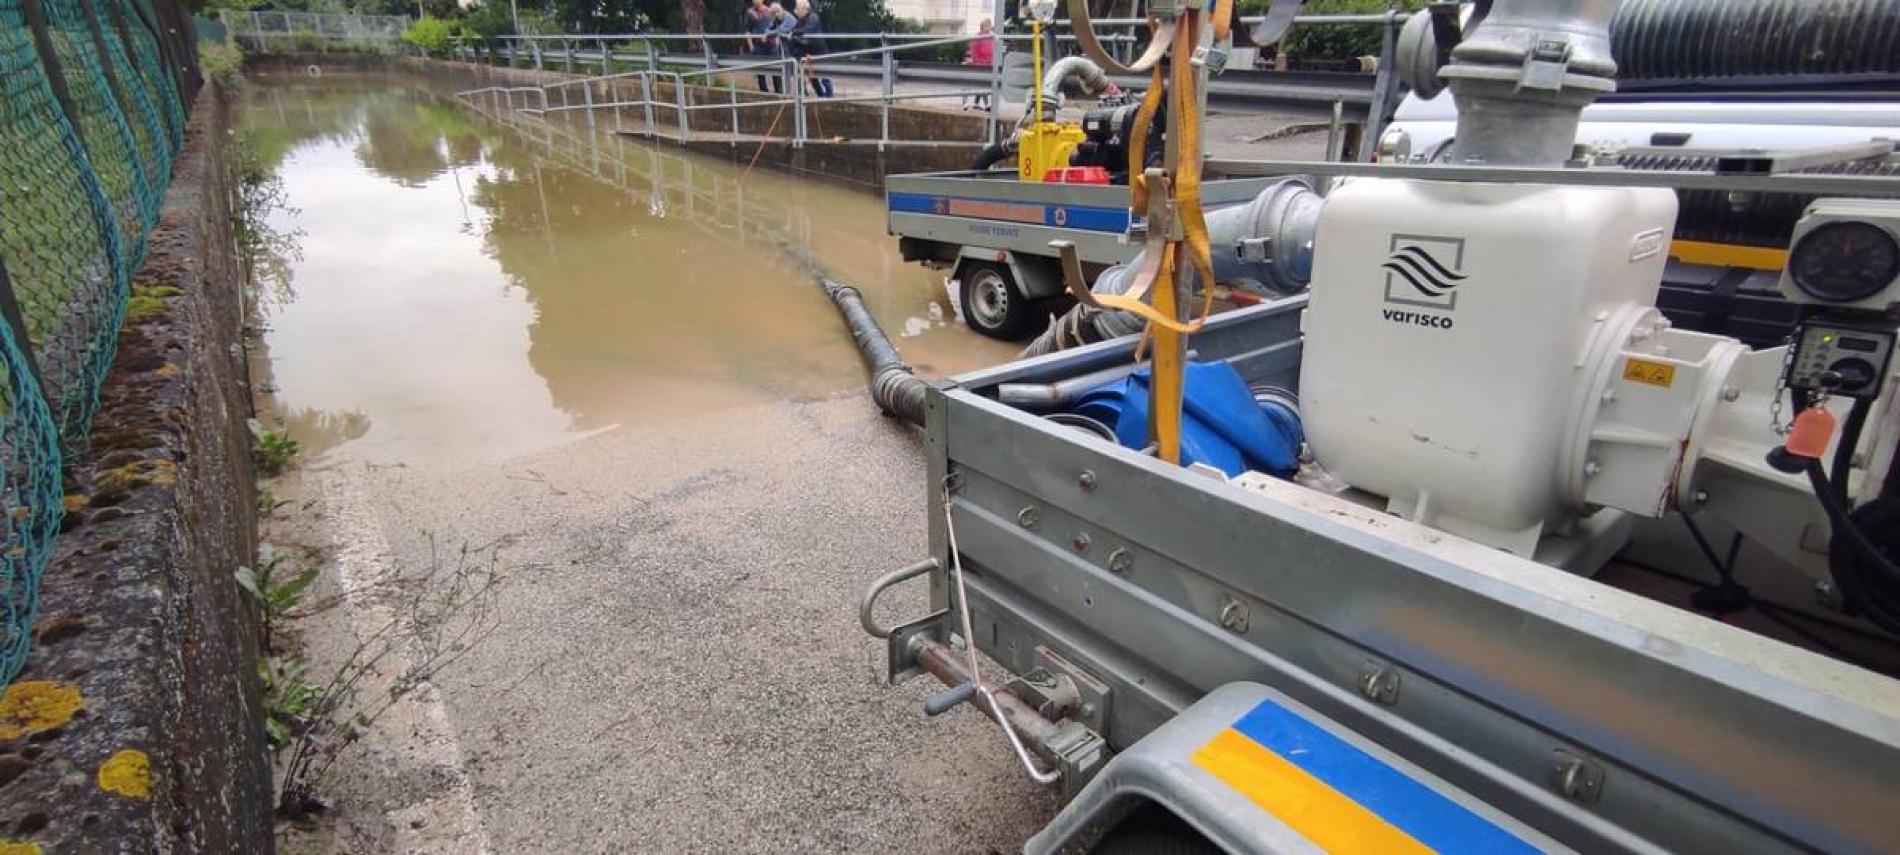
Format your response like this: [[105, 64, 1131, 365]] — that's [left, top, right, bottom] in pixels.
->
[[743, 0, 776, 92], [963, 17, 996, 110], [762, 2, 790, 93], [783, 0, 831, 98]]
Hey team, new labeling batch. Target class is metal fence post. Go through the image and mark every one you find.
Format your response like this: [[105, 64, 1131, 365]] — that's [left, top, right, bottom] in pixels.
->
[[878, 33, 891, 150], [641, 70, 656, 132], [788, 53, 804, 147], [1357, 10, 1404, 163], [675, 73, 689, 139], [583, 79, 596, 133], [597, 37, 610, 74], [729, 78, 739, 143], [562, 38, 574, 73]]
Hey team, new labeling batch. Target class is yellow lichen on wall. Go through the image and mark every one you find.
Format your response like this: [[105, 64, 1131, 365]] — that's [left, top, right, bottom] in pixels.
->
[[0, 681, 83, 740], [98, 748, 153, 800], [0, 840, 45, 854]]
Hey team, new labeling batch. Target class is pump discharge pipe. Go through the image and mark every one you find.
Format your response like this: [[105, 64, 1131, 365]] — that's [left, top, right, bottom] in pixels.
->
[[822, 278, 928, 426]]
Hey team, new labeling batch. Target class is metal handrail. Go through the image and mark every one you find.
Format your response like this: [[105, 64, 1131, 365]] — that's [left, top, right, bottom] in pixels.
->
[[458, 8, 1402, 154]]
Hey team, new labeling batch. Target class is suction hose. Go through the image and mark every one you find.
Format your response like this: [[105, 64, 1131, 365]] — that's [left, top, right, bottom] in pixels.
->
[[823, 278, 927, 426], [1037, 56, 1115, 113], [1020, 178, 1324, 358]]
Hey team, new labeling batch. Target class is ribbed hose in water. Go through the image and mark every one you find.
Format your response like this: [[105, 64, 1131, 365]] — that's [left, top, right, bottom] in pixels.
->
[[1611, 0, 1900, 84], [822, 278, 928, 426]]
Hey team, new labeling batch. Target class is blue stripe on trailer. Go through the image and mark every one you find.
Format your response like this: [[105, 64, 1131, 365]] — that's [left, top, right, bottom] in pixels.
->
[[1228, 699, 1540, 854], [886, 192, 1131, 233]]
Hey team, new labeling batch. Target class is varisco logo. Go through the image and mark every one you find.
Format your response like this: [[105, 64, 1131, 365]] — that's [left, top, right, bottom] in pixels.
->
[[1381, 234, 1467, 311]]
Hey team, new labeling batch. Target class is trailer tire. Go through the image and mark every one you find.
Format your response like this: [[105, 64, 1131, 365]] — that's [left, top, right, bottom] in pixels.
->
[[1089, 804, 1222, 855], [958, 262, 1039, 341]]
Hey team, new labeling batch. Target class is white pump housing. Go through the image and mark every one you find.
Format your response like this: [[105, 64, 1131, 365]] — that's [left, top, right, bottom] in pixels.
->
[[1299, 179, 1748, 556]]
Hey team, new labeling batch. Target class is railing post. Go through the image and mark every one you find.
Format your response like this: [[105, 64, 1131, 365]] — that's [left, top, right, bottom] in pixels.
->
[[675, 72, 689, 139], [787, 52, 804, 148], [531, 39, 544, 73], [597, 37, 610, 74], [641, 70, 657, 132], [878, 33, 891, 150], [1357, 9, 1403, 162], [729, 76, 739, 143], [562, 38, 574, 73], [583, 78, 597, 133]]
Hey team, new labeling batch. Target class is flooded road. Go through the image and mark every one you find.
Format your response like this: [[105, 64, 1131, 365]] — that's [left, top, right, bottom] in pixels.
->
[[242, 79, 1013, 465], [243, 76, 1053, 853]]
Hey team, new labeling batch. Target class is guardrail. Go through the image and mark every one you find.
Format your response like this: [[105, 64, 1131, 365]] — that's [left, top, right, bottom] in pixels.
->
[[221, 10, 408, 47], [451, 11, 1401, 157]]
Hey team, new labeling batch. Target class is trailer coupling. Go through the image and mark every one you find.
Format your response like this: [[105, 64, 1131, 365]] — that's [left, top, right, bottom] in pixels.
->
[[861, 558, 1110, 797]]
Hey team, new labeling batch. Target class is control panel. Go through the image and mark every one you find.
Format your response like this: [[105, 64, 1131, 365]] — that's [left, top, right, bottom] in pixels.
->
[[1787, 320, 1896, 399]]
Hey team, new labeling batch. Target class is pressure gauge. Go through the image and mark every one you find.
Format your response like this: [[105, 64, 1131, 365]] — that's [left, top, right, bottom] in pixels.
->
[[1789, 220, 1900, 304], [1778, 199, 1900, 312]]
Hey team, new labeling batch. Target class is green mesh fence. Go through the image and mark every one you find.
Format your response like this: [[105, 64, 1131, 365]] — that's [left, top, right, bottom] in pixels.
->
[[0, 0, 197, 683]]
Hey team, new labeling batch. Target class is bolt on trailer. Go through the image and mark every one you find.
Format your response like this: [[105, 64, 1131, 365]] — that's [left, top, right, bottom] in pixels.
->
[[858, 0, 1900, 851]]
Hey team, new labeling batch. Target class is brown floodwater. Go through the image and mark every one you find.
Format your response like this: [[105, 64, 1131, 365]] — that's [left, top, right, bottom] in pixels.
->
[[239, 78, 1015, 465]]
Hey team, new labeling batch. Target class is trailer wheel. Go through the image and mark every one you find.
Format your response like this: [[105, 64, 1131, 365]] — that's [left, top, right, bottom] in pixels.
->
[[959, 262, 1038, 341], [1089, 804, 1222, 855]]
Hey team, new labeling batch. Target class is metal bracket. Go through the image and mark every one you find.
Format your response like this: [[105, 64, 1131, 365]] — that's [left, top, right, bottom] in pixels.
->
[[1551, 749, 1606, 804], [1519, 38, 1573, 91], [1047, 721, 1110, 800], [1236, 236, 1271, 263], [1190, 44, 1229, 76], [888, 610, 950, 685], [1033, 645, 1113, 734]]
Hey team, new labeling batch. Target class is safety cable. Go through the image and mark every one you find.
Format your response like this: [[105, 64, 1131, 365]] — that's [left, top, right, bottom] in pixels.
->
[[941, 481, 1062, 784]]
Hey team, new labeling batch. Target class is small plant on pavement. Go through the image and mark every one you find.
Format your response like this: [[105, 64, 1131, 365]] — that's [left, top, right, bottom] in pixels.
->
[[251, 421, 300, 475], [276, 535, 509, 820], [236, 545, 319, 653], [259, 656, 323, 749]]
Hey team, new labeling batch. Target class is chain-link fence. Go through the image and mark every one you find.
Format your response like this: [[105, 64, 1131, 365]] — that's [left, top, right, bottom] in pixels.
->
[[0, 0, 198, 682]]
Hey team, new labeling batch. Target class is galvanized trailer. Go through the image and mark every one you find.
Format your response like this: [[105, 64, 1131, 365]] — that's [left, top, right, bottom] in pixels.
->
[[885, 171, 1296, 339], [865, 298, 1900, 852]]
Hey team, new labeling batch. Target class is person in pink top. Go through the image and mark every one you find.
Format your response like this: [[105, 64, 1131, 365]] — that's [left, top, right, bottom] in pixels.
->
[[964, 18, 996, 110]]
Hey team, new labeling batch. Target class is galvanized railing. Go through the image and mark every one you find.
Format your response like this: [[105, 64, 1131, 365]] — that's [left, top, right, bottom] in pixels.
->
[[221, 10, 408, 48], [451, 12, 1402, 157]]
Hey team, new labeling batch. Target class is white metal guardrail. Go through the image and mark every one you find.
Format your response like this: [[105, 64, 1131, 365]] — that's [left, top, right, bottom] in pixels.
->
[[222, 10, 409, 45], [450, 12, 1401, 156]]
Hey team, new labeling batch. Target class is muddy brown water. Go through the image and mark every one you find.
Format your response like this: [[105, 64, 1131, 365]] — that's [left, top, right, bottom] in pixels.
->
[[240, 78, 1016, 464]]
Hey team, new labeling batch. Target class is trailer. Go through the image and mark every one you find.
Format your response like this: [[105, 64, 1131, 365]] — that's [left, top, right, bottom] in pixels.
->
[[862, 269, 1900, 853], [887, 171, 1301, 340], [858, 0, 1900, 844]]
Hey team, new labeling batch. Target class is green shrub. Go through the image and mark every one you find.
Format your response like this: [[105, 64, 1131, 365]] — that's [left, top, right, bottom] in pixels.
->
[[402, 15, 458, 58], [1258, 0, 1426, 62], [200, 40, 244, 88]]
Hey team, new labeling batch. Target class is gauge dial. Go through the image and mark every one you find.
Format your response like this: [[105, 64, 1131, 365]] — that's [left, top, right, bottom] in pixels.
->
[[1789, 221, 1900, 303]]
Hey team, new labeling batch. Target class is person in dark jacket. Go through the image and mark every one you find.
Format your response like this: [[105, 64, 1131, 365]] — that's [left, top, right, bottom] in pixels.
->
[[743, 0, 778, 92], [781, 0, 832, 97]]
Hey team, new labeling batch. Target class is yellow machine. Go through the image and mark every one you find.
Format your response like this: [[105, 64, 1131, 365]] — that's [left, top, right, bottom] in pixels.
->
[[1018, 121, 1087, 182], [1016, 17, 1086, 183]]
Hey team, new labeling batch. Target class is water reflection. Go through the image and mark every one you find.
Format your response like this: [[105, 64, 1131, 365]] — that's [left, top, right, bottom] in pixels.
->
[[240, 80, 1013, 464]]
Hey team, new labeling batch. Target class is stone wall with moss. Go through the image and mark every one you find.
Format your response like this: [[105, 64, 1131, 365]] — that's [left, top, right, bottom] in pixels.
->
[[0, 83, 270, 853]]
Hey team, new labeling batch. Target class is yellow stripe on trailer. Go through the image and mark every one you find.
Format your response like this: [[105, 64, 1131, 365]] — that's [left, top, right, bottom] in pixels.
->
[[1192, 729, 1434, 855], [1669, 239, 1789, 271]]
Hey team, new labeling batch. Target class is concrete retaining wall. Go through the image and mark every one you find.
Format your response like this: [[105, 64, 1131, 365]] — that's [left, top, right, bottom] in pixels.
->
[[0, 85, 270, 853]]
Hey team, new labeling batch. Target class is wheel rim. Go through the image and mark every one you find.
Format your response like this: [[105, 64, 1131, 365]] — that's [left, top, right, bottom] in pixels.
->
[[968, 269, 1011, 328]]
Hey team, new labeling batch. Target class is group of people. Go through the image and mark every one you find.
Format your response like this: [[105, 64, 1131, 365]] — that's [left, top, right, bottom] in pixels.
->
[[743, 0, 831, 97]]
